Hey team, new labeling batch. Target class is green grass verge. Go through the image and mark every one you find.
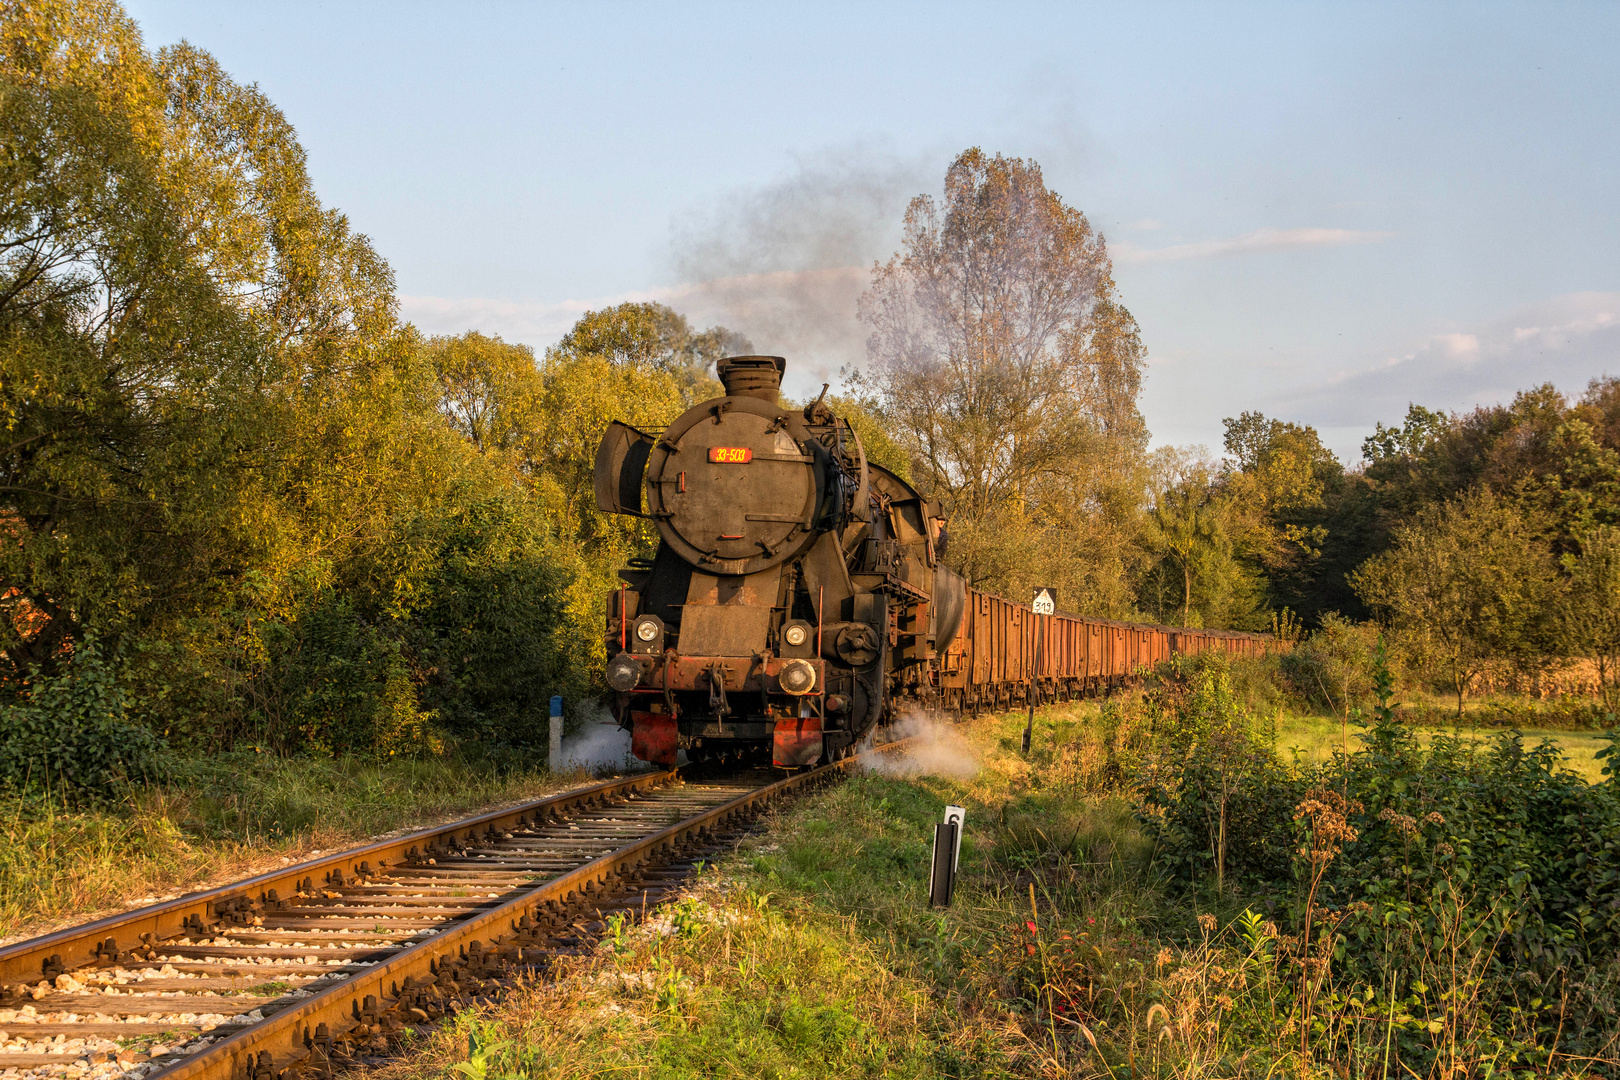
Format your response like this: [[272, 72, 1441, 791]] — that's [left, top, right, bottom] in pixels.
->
[[385, 696, 1617, 1079], [0, 750, 599, 942]]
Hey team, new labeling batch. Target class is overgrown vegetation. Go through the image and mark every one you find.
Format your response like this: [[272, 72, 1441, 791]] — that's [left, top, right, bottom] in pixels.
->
[[397, 657, 1619, 1078], [0, 750, 581, 940]]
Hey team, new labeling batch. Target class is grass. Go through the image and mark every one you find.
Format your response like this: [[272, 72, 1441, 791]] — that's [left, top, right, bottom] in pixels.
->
[[374, 707, 1170, 1080], [376, 690, 1619, 1080], [1272, 710, 1612, 781], [0, 750, 604, 943]]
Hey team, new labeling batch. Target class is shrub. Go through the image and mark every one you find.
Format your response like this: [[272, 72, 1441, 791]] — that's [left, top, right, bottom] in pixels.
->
[[0, 640, 170, 804], [1134, 664, 1302, 891], [1279, 612, 1385, 716], [1141, 641, 1620, 1061], [257, 591, 442, 757]]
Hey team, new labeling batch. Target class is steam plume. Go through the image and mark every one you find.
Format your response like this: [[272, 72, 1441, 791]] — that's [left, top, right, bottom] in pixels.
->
[[664, 147, 929, 394]]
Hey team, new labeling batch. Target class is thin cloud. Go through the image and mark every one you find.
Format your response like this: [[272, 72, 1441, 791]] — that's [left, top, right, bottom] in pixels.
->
[[1117, 226, 1394, 264], [1278, 291, 1620, 435]]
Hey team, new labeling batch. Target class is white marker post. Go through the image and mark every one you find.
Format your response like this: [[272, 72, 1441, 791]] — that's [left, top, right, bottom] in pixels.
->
[[929, 804, 967, 907]]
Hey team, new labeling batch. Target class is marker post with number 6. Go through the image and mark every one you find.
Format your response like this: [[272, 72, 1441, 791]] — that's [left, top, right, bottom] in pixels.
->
[[929, 804, 967, 907]]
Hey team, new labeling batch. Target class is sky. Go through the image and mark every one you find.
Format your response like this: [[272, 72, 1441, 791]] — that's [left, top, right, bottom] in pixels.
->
[[124, 1, 1620, 462]]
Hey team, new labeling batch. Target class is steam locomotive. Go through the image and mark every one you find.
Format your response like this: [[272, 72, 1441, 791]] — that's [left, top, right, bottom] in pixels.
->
[[594, 355, 1274, 768]]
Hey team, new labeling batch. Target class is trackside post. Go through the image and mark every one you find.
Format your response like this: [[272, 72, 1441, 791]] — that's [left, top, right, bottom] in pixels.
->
[[549, 695, 564, 767], [929, 804, 966, 907]]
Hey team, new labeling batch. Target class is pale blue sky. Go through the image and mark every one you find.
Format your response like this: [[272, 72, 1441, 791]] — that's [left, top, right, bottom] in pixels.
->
[[125, 1, 1620, 460]]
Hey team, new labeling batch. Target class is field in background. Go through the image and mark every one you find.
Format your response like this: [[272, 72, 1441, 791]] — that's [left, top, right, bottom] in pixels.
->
[[1270, 710, 1611, 781]]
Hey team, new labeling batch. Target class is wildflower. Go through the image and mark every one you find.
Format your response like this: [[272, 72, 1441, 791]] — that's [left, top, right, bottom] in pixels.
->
[[1155, 948, 1174, 969], [1198, 913, 1217, 934], [1025, 921, 1038, 934], [1377, 807, 1419, 839], [1423, 811, 1445, 826], [1295, 789, 1363, 863]]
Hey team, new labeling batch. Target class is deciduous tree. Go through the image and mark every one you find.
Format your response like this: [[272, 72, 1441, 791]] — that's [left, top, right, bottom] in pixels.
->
[[856, 148, 1147, 610], [548, 301, 749, 406], [1559, 525, 1620, 708], [1351, 488, 1557, 717]]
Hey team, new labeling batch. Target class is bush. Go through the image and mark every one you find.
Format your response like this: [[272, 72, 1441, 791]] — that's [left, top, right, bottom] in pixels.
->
[[1140, 643, 1620, 1061], [0, 641, 170, 804], [1279, 612, 1385, 716], [1133, 664, 1302, 890], [258, 591, 442, 757]]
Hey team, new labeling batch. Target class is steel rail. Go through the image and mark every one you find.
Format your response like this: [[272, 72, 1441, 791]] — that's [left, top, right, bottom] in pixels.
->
[[0, 772, 685, 990], [148, 746, 889, 1080]]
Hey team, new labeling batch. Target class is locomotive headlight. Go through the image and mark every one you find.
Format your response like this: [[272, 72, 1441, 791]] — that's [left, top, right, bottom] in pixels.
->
[[778, 658, 816, 696], [635, 617, 660, 643], [606, 651, 642, 692], [783, 624, 808, 647]]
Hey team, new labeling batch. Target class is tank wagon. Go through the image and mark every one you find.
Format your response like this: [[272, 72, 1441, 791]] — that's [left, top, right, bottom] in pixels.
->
[[594, 356, 1276, 768]]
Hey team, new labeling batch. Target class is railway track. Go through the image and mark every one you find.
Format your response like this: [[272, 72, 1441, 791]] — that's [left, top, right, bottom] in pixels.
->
[[0, 745, 896, 1080]]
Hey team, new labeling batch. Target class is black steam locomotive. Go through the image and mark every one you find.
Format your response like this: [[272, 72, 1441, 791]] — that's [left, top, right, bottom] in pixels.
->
[[593, 355, 964, 767]]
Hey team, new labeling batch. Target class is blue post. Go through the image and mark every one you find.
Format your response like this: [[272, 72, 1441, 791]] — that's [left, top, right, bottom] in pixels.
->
[[549, 695, 564, 767]]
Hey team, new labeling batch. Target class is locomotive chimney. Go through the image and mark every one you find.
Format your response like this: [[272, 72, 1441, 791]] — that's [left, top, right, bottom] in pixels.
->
[[716, 355, 786, 402]]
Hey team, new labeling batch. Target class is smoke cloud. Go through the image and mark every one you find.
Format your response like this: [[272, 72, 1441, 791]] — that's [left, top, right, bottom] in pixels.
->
[[663, 147, 931, 395], [556, 709, 649, 776], [857, 708, 980, 780]]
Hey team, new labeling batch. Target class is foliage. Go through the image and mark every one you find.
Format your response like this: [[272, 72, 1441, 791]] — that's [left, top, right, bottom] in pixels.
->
[[1352, 488, 1559, 716], [0, 6, 751, 761], [1138, 456, 1265, 629], [1279, 613, 1385, 718], [1134, 664, 1300, 890], [0, 639, 169, 803], [1560, 524, 1620, 707], [1138, 642, 1620, 1067], [855, 148, 1149, 617], [547, 300, 749, 406]]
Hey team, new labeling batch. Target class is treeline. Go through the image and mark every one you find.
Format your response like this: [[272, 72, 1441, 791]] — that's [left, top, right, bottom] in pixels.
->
[[0, 1, 746, 794], [4, 2, 1613, 801], [1131, 386, 1620, 710], [847, 151, 1618, 711]]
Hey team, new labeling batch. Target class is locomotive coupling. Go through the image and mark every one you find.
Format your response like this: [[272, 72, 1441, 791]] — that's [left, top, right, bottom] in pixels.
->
[[606, 651, 643, 692]]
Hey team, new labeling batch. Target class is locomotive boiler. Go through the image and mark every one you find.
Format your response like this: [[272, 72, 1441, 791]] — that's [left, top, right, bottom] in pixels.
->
[[593, 355, 963, 768], [594, 355, 1278, 769]]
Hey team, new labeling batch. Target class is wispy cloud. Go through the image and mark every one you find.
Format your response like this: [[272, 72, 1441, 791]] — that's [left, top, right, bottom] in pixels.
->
[[1116, 226, 1394, 264], [1278, 291, 1620, 435]]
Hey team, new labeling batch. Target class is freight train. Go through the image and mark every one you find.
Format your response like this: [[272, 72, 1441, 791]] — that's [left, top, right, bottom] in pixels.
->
[[593, 355, 1276, 768]]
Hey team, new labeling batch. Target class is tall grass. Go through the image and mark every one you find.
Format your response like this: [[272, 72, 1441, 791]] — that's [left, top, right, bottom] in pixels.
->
[[0, 751, 580, 941], [390, 665, 1620, 1079]]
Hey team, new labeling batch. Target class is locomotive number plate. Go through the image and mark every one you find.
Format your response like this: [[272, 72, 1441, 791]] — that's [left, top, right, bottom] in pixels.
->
[[708, 447, 753, 463]]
